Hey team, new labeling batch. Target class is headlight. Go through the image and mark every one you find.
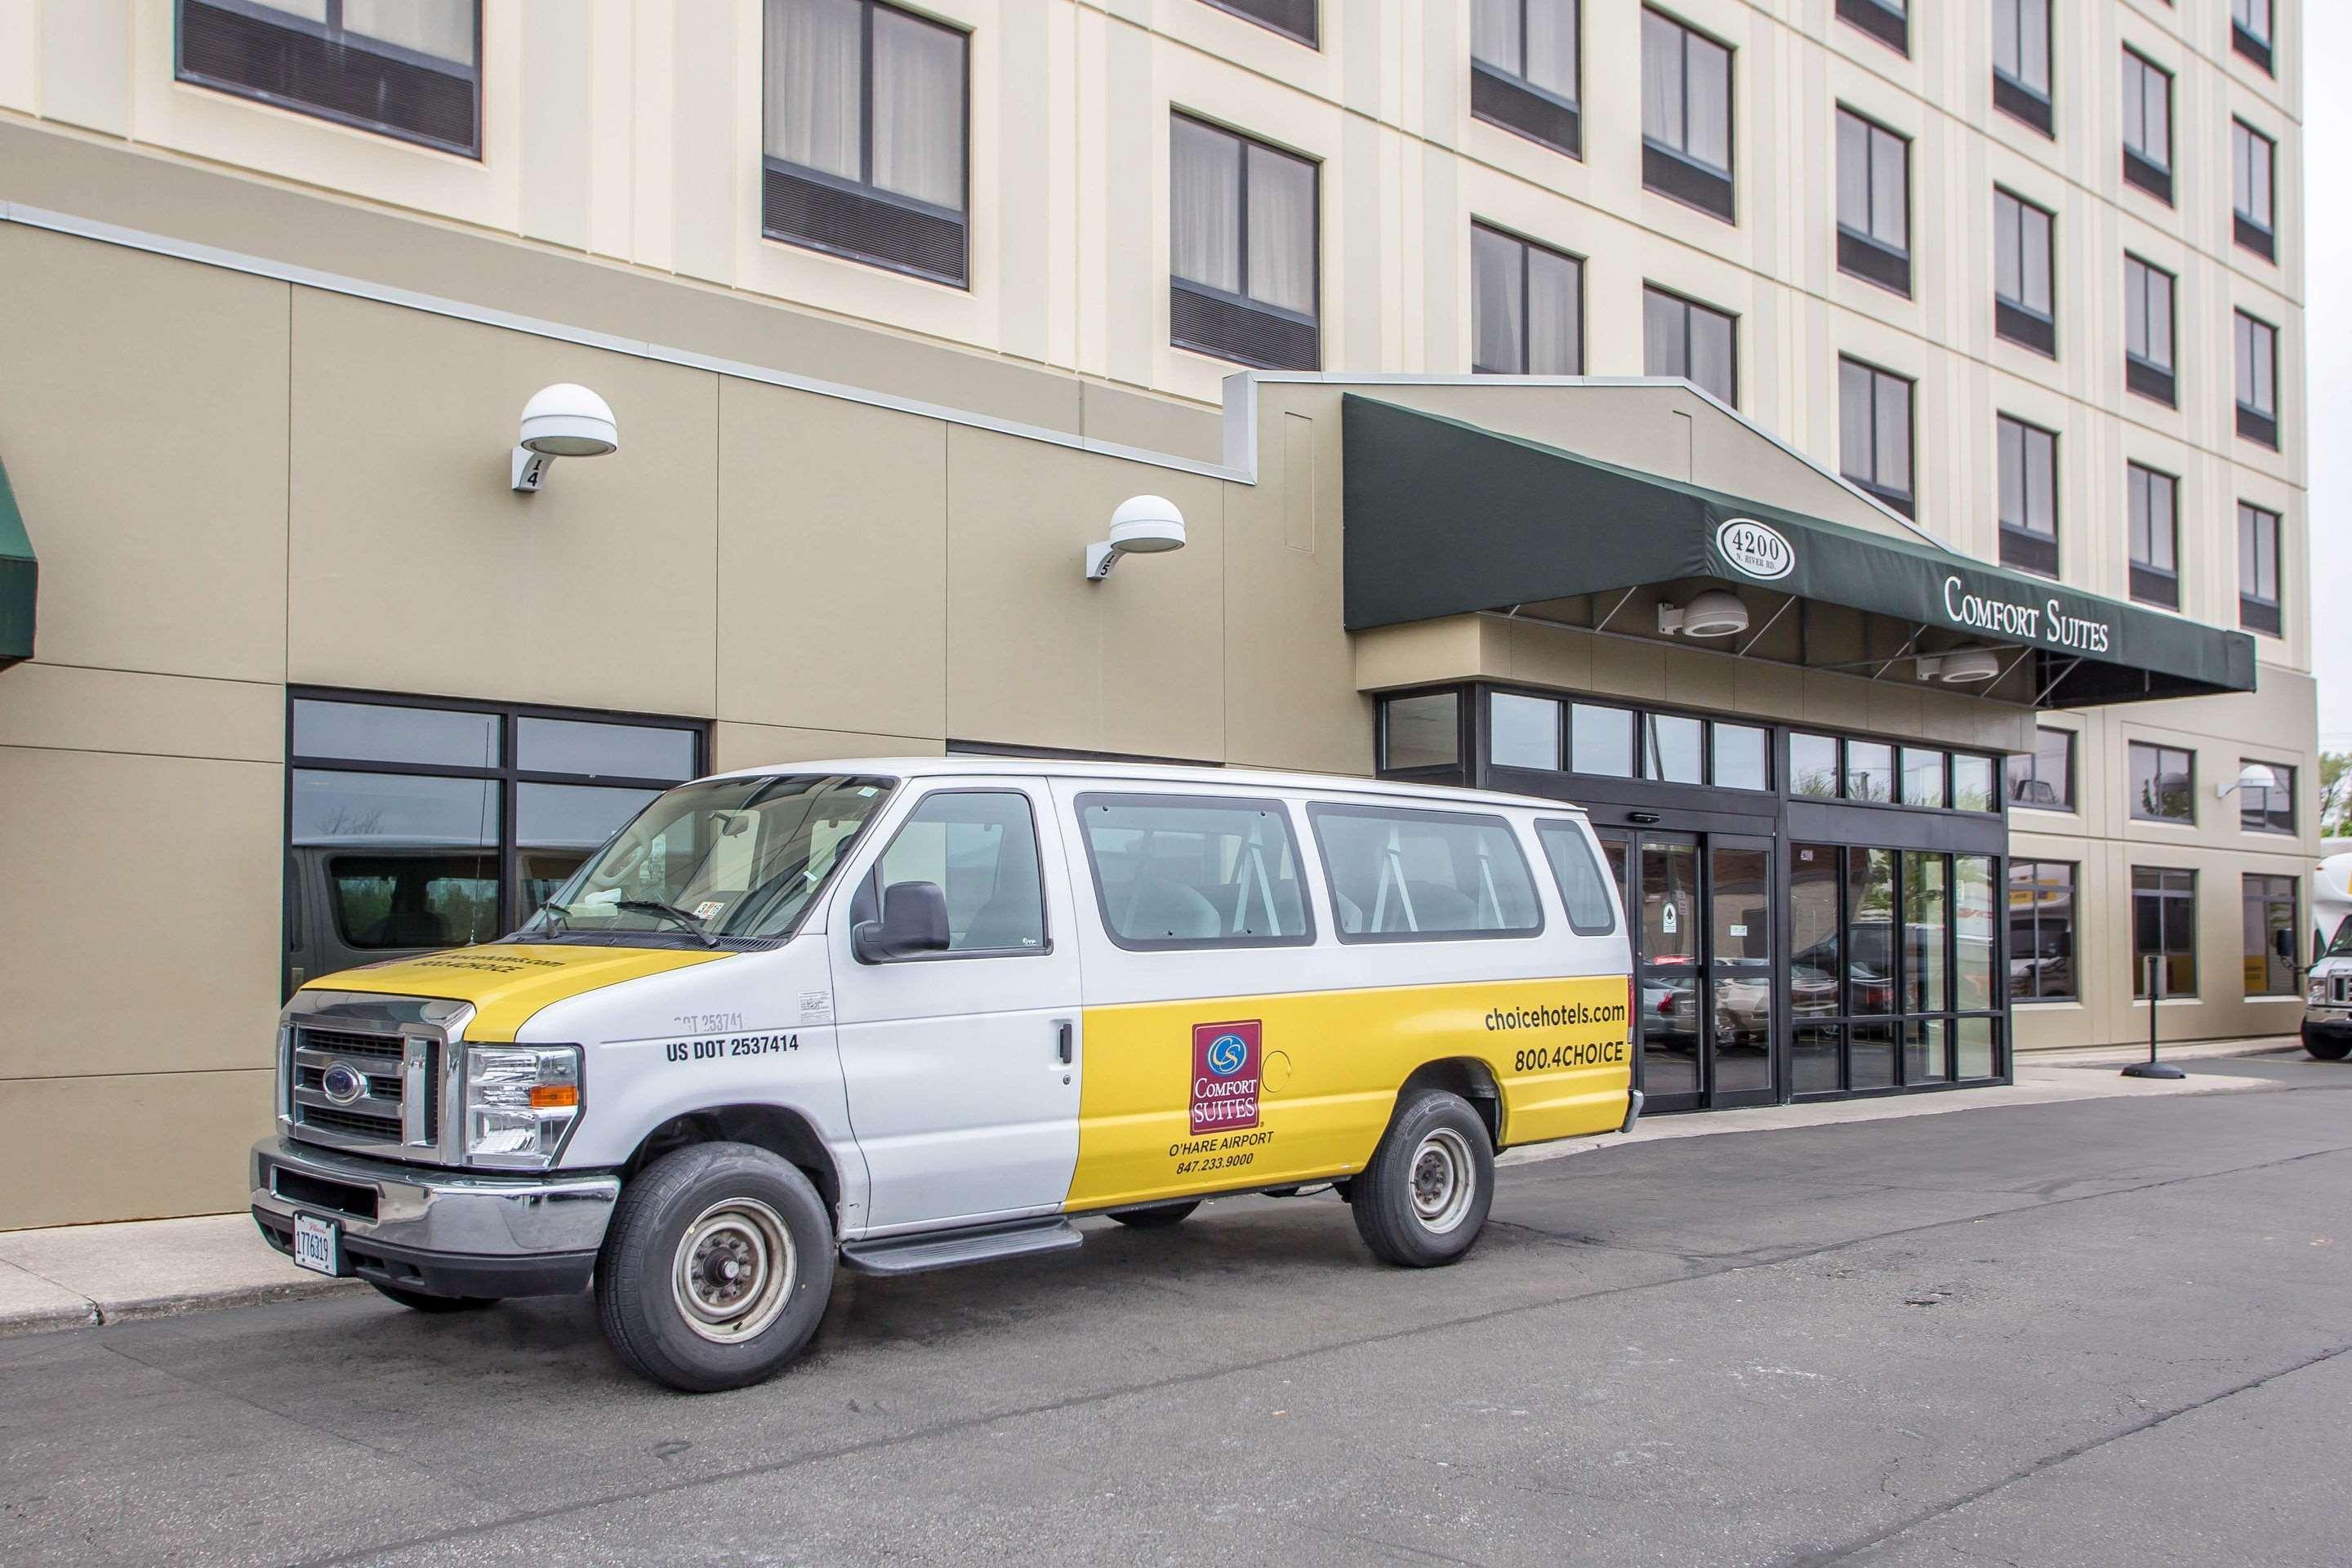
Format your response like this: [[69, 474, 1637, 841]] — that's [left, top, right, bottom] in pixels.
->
[[464, 1045, 582, 1169], [2310, 982, 2329, 1006]]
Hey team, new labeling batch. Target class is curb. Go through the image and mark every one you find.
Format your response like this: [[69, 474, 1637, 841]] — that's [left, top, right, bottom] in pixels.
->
[[0, 1275, 365, 1340]]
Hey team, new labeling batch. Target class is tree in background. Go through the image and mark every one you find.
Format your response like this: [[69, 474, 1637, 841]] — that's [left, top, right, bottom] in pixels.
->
[[2322, 752, 2350, 840]]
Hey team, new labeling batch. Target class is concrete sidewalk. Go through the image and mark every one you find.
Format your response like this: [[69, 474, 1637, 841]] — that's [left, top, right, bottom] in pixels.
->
[[0, 1035, 2302, 1339]]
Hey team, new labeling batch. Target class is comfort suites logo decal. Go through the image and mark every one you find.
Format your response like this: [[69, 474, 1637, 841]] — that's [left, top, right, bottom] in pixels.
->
[[1716, 518, 1794, 581], [1190, 1020, 1262, 1135]]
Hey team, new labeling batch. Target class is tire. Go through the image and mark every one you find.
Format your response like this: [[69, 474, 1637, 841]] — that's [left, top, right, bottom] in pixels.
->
[[594, 1142, 835, 1394], [1350, 1089, 1495, 1268], [368, 1281, 497, 1313], [2304, 1032, 2352, 1062], [1110, 1201, 1200, 1229]]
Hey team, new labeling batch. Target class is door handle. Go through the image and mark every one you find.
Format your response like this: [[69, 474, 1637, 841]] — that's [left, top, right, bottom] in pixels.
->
[[1055, 1020, 1074, 1065]]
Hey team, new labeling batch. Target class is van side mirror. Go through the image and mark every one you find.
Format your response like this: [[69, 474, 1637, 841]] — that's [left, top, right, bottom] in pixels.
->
[[853, 880, 951, 963], [2274, 927, 2296, 963]]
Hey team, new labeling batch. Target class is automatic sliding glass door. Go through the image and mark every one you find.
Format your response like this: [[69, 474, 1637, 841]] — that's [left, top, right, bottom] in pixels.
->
[[1600, 829, 1778, 1111]]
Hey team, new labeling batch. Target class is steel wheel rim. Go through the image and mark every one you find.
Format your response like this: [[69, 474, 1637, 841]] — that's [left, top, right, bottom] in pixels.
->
[[671, 1197, 795, 1344], [1409, 1127, 1477, 1234]]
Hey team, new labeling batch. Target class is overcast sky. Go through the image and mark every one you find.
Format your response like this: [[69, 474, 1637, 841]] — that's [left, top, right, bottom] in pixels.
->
[[2301, 9, 2347, 749]]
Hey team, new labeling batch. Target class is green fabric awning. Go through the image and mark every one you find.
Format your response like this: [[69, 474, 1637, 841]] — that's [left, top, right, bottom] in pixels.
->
[[1341, 395, 2256, 709], [0, 456, 33, 670]]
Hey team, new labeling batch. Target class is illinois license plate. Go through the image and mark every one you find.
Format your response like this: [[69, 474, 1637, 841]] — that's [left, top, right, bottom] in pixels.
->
[[291, 1213, 341, 1276]]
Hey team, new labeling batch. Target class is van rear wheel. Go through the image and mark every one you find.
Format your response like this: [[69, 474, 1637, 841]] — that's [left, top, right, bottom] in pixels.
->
[[1351, 1089, 1494, 1268], [595, 1142, 835, 1393]]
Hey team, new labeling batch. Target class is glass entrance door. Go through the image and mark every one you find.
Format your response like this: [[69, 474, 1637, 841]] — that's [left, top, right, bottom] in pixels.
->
[[1598, 828, 1779, 1111]]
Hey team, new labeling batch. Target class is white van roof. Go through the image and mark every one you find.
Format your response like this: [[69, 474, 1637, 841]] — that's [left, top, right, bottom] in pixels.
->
[[696, 756, 1590, 817]]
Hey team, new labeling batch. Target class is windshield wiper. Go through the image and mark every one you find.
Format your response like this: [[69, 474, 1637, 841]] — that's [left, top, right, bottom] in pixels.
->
[[538, 901, 571, 938], [617, 899, 722, 948]]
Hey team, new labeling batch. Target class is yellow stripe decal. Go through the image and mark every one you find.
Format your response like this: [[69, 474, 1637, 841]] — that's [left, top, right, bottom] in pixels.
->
[[1067, 974, 1631, 1212], [306, 943, 735, 1042]]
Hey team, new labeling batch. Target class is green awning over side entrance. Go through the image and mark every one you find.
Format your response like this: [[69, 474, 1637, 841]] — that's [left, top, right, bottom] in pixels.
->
[[1341, 395, 2257, 709], [0, 456, 33, 670]]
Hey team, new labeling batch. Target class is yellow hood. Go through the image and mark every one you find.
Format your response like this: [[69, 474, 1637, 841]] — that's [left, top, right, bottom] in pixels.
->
[[309, 942, 735, 1041]]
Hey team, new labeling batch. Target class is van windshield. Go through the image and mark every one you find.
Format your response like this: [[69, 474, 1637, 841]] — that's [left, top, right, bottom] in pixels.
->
[[523, 773, 893, 945], [2326, 917, 2352, 960]]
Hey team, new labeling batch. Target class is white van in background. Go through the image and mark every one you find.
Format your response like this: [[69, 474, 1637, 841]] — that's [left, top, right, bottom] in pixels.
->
[[252, 760, 1637, 1391]]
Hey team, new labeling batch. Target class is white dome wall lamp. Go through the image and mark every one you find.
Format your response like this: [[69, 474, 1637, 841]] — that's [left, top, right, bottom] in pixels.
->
[[1915, 648, 2003, 684], [510, 383, 619, 492], [1085, 495, 1187, 581], [2216, 761, 2279, 800], [1657, 590, 1749, 639]]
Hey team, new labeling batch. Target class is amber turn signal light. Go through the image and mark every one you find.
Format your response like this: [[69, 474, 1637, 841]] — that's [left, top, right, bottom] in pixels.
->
[[528, 1085, 580, 1109]]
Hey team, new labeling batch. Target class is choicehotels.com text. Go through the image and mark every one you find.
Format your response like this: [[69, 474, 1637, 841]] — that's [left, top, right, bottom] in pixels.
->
[[1485, 1000, 1628, 1031]]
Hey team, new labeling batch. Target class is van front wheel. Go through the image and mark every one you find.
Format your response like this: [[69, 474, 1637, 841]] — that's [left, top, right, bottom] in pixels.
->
[[1351, 1089, 1494, 1268], [595, 1142, 835, 1393]]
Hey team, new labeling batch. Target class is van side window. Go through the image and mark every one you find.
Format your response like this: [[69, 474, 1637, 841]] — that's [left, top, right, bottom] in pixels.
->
[[870, 791, 1047, 953], [1535, 820, 1619, 935], [1309, 804, 1544, 941], [1074, 794, 1313, 950]]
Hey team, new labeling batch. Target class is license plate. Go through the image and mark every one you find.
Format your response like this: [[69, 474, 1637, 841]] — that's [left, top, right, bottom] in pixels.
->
[[292, 1213, 341, 1276]]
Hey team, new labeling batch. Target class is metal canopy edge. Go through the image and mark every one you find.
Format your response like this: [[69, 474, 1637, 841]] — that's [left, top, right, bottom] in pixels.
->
[[1339, 395, 2256, 709], [0, 454, 34, 670]]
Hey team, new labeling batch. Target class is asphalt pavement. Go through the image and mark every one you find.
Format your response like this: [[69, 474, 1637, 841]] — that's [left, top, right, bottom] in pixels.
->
[[3, 1053, 2347, 1567]]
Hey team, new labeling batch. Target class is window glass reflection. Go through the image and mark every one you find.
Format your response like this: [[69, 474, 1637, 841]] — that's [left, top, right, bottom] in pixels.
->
[[1791, 733, 1840, 797]]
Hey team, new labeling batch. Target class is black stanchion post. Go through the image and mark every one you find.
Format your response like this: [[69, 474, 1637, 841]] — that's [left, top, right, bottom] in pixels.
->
[[2123, 954, 2186, 1080]]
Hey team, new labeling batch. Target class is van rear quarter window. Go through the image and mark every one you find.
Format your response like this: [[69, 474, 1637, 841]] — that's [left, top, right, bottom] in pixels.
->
[[1535, 820, 1619, 934], [1074, 794, 1314, 949], [1309, 804, 1544, 941]]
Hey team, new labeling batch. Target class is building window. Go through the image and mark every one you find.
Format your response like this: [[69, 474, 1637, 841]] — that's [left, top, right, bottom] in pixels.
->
[[1836, 109, 1911, 295], [1472, 0, 1581, 158], [1489, 691, 1563, 770], [1570, 702, 1637, 778], [1837, 0, 1906, 57], [2232, 0, 2274, 75], [2129, 741, 2194, 824], [1472, 224, 1584, 375], [1994, 188, 2056, 355], [1953, 754, 1998, 812], [1200, 0, 1317, 47], [1838, 357, 1915, 517], [2124, 254, 2176, 407], [1640, 9, 1735, 223], [2234, 311, 2279, 448], [1642, 286, 1736, 406], [2009, 861, 2077, 1000], [1169, 115, 1321, 372], [2233, 121, 2277, 261], [1791, 733, 1840, 798], [2127, 462, 2180, 609], [2132, 867, 2196, 997], [2241, 761, 2296, 835], [284, 692, 706, 992], [1998, 415, 2059, 577], [2007, 727, 2076, 811], [2121, 48, 2173, 204], [2238, 502, 2283, 635], [763, 0, 969, 287], [1846, 739, 1895, 803], [174, 0, 479, 157], [2244, 875, 2297, 996], [1714, 722, 1771, 791], [1379, 692, 1460, 773], [1993, 0, 2053, 136]]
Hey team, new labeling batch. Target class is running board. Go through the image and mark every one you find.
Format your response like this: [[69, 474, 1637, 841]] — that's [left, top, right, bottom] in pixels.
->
[[840, 1218, 1083, 1278]]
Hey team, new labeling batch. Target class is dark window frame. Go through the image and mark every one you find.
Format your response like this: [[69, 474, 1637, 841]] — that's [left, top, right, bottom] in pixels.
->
[[1199, 0, 1319, 47], [2127, 461, 2181, 609], [2128, 741, 2197, 826], [2232, 119, 2277, 261], [1471, 220, 1587, 376], [760, 0, 973, 288], [2243, 873, 2297, 996], [2234, 310, 2280, 448], [1997, 413, 2060, 577], [2238, 501, 2283, 635], [1835, 106, 1913, 296], [2121, 47, 2175, 204], [2008, 858, 2078, 1000], [1471, 0, 1583, 158], [1642, 283, 1739, 407], [282, 687, 710, 994], [1168, 112, 1323, 372], [1071, 791, 1319, 953], [1640, 7, 1737, 224], [174, 0, 482, 158], [1837, 0, 1908, 56], [1306, 801, 1548, 946], [2239, 760, 2296, 836], [2232, 0, 2274, 75], [2007, 727, 2077, 813], [1993, 186, 2058, 356], [2123, 252, 2178, 407], [2132, 865, 2197, 998], [1838, 355, 1917, 517], [1993, 0, 2054, 136]]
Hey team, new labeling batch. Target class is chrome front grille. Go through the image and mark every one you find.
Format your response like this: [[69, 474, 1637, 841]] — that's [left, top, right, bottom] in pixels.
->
[[2335, 977, 2352, 1004], [287, 1023, 438, 1153]]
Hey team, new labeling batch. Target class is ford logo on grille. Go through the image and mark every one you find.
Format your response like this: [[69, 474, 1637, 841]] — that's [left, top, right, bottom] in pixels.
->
[[320, 1062, 368, 1107]]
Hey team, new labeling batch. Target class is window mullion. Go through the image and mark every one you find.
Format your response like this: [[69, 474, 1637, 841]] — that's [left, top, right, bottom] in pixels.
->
[[1236, 131, 1251, 303], [859, 0, 875, 191]]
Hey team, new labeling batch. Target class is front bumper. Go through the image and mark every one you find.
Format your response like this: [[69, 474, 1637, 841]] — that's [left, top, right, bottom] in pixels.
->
[[250, 1136, 618, 1298]]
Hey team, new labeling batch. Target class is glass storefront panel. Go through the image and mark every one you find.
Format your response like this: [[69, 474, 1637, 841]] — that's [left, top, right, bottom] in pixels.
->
[[1793, 1022, 1842, 1094], [1790, 844, 1842, 1022], [1710, 842, 1773, 1095], [1490, 693, 1562, 770], [1643, 713, 1704, 783], [1956, 855, 1997, 1011], [1573, 702, 1637, 777], [1849, 1021, 1897, 1088], [1953, 754, 1997, 812], [1846, 741, 1895, 802], [1903, 852, 1949, 1013], [1792, 733, 1840, 796], [1848, 849, 1896, 1014], [1713, 723, 1770, 790], [1383, 693, 1459, 769], [1957, 1017, 1997, 1080], [1904, 1020, 1949, 1082], [1902, 748, 1948, 808]]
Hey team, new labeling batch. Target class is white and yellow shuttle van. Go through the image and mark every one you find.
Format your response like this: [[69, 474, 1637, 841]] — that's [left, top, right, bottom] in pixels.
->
[[252, 760, 1637, 1391]]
